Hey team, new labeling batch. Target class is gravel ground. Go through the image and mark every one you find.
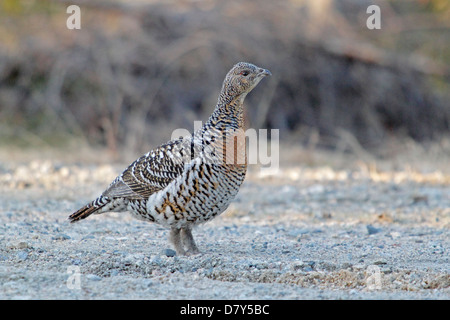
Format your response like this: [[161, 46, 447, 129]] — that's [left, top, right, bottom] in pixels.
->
[[0, 148, 449, 299]]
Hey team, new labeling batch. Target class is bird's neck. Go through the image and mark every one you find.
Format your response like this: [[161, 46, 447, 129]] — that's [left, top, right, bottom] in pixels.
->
[[205, 94, 246, 132], [199, 95, 248, 167]]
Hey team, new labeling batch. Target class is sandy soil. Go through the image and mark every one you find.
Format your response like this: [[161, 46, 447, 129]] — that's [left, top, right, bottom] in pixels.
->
[[0, 147, 448, 299]]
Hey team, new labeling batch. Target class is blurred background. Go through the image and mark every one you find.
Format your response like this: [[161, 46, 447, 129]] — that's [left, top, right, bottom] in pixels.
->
[[0, 0, 449, 165]]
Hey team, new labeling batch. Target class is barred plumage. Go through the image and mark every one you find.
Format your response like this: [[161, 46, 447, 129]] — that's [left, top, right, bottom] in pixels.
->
[[69, 62, 271, 255]]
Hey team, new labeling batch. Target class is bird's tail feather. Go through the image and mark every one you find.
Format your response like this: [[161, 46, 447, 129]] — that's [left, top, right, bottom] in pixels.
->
[[69, 197, 109, 223]]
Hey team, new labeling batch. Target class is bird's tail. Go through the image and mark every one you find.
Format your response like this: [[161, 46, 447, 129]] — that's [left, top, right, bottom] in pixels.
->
[[69, 196, 109, 223]]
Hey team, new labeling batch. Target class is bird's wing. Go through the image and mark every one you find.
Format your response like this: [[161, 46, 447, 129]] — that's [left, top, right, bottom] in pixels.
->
[[102, 137, 197, 200]]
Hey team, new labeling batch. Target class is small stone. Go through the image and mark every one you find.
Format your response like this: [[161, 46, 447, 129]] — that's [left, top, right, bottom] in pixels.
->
[[389, 231, 401, 239], [412, 195, 428, 204], [163, 249, 176, 257], [380, 266, 392, 274], [341, 262, 353, 269], [352, 264, 366, 271], [151, 255, 162, 265], [52, 234, 71, 241], [306, 261, 316, 269], [110, 270, 119, 277], [17, 251, 28, 261], [12, 242, 30, 249], [367, 225, 381, 235], [86, 274, 102, 281], [142, 279, 154, 287]]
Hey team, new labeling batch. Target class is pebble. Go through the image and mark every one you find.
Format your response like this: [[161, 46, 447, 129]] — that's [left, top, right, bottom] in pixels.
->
[[163, 249, 176, 257], [352, 264, 366, 271], [373, 259, 388, 265], [17, 251, 28, 261], [86, 274, 102, 281], [110, 270, 119, 277], [52, 234, 71, 241], [366, 225, 381, 235], [389, 232, 401, 239], [151, 255, 163, 265], [11, 242, 30, 249]]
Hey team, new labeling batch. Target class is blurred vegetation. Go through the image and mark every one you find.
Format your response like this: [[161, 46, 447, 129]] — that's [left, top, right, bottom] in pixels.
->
[[0, 0, 449, 157]]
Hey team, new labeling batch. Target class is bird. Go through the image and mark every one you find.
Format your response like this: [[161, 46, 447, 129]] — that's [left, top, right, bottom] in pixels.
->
[[69, 62, 271, 255]]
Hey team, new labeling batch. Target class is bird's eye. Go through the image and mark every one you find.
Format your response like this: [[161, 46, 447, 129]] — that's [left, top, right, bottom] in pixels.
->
[[240, 70, 250, 76]]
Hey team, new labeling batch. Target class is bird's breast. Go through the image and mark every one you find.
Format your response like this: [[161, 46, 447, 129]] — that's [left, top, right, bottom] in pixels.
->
[[147, 158, 246, 228]]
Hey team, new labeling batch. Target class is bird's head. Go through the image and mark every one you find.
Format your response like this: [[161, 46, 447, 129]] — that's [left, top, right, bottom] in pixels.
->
[[220, 62, 271, 102]]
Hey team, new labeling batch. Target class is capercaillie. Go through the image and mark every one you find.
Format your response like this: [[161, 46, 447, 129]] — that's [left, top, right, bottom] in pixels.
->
[[69, 62, 271, 255]]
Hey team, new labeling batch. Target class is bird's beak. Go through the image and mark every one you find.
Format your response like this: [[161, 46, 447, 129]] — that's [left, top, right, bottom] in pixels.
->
[[259, 68, 272, 77]]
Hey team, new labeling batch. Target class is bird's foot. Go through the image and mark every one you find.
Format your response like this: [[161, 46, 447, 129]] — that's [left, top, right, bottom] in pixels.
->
[[170, 226, 201, 256], [181, 226, 200, 255]]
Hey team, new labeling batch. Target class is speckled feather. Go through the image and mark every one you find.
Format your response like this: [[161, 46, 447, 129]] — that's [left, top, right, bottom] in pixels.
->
[[69, 62, 271, 254]]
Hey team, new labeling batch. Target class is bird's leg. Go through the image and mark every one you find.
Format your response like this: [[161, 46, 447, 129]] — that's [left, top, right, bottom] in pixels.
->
[[181, 225, 200, 255], [169, 227, 186, 255]]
